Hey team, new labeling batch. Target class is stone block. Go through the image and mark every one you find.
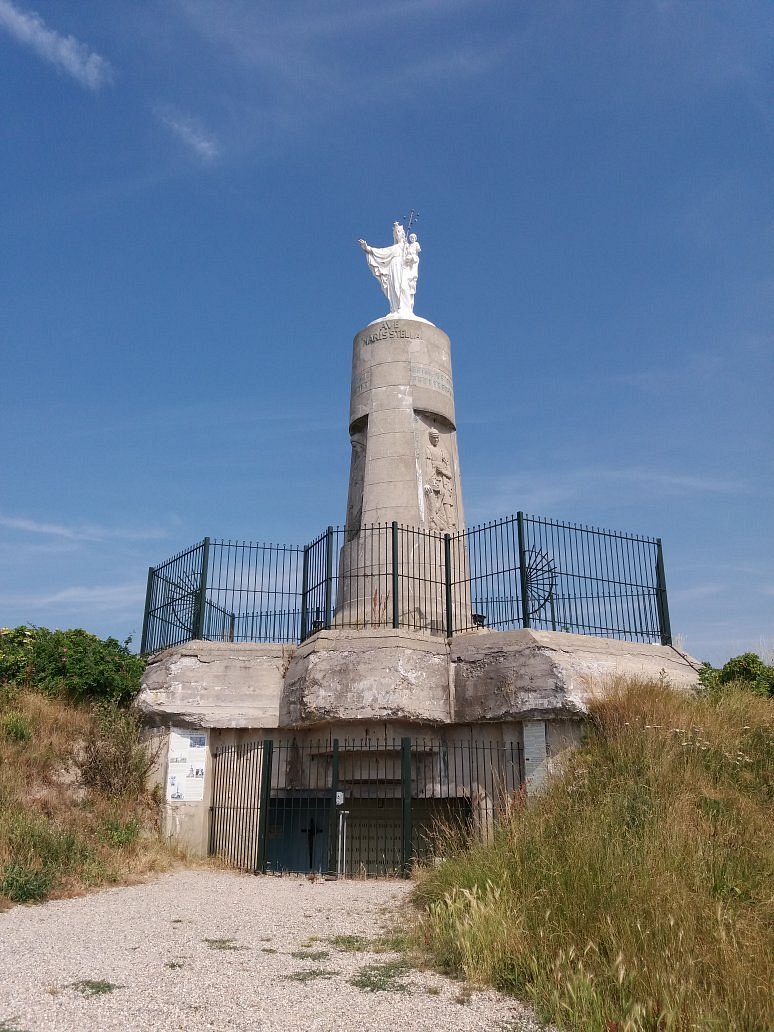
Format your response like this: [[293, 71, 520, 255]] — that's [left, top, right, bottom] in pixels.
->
[[281, 629, 451, 727], [137, 641, 291, 729], [451, 629, 700, 722]]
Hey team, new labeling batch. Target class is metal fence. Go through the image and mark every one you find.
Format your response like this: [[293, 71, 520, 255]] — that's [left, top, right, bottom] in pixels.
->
[[141, 512, 671, 653], [208, 736, 525, 877]]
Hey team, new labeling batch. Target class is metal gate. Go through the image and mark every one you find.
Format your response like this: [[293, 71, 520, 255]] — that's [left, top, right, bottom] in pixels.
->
[[209, 736, 524, 877]]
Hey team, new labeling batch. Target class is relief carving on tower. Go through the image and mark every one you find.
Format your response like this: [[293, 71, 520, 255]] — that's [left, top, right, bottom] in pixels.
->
[[345, 419, 367, 537], [422, 423, 457, 533]]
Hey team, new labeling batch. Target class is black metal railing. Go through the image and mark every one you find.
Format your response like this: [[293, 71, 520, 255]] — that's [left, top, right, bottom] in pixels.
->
[[141, 512, 671, 653], [208, 735, 525, 877]]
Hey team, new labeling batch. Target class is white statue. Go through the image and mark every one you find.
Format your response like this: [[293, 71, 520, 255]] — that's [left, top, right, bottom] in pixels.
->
[[358, 222, 420, 317]]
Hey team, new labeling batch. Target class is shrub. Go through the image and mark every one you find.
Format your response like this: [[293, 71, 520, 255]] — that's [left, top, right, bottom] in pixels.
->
[[76, 706, 156, 797], [30, 629, 145, 706], [700, 651, 774, 698]]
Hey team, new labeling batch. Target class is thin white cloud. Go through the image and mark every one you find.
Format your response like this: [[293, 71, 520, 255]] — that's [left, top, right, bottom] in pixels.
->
[[466, 465, 746, 521], [155, 106, 220, 162], [0, 582, 145, 611], [0, 515, 169, 543], [0, 0, 113, 90]]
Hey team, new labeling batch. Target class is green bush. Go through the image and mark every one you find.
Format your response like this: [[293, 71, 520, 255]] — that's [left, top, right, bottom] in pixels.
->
[[0, 626, 35, 687], [0, 626, 145, 706], [700, 651, 774, 698]]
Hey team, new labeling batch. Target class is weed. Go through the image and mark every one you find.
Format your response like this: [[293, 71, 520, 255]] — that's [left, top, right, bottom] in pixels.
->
[[260, 947, 278, 954], [291, 948, 330, 961], [351, 958, 412, 993], [1, 713, 32, 743], [97, 816, 140, 847], [165, 961, 183, 969], [327, 933, 370, 952], [285, 968, 339, 983], [69, 979, 121, 996], [0, 1019, 30, 1032], [0, 862, 51, 903], [203, 938, 242, 951]]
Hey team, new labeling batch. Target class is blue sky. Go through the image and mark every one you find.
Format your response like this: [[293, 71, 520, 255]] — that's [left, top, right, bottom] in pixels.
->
[[1, 0, 771, 666]]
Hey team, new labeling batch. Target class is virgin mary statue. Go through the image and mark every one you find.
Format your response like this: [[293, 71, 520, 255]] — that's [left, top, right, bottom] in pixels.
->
[[358, 222, 418, 317]]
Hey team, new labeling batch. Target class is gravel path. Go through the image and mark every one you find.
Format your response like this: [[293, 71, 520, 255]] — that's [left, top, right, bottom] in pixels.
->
[[0, 869, 550, 1032]]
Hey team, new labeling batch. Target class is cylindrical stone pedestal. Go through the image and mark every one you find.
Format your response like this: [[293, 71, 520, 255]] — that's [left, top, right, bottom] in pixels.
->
[[337, 318, 467, 632], [346, 318, 464, 530]]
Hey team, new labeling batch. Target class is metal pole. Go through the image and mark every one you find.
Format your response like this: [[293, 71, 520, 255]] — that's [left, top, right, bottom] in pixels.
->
[[193, 538, 210, 640], [328, 739, 339, 875], [392, 522, 400, 629], [255, 739, 274, 874], [400, 737, 413, 878], [517, 513, 531, 629], [140, 566, 155, 654], [324, 526, 334, 630], [300, 543, 310, 640], [444, 533, 453, 638], [655, 539, 672, 646]]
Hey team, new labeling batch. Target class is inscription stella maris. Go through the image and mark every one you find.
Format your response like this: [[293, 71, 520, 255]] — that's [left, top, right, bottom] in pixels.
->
[[360, 322, 423, 347]]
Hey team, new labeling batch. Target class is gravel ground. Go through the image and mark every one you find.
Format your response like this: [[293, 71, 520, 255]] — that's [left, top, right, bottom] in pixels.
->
[[0, 869, 551, 1032]]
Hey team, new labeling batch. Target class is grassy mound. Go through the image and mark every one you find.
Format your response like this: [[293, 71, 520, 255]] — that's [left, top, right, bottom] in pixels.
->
[[0, 627, 180, 907], [413, 679, 773, 1031]]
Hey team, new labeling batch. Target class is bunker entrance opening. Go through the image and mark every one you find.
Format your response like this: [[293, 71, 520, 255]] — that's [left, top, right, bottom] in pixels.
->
[[208, 736, 524, 877]]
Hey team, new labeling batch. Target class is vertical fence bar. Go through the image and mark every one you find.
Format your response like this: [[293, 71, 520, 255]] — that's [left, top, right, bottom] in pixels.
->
[[655, 539, 672, 646], [300, 543, 310, 641], [391, 521, 400, 630], [517, 512, 531, 629], [400, 737, 413, 877], [193, 538, 210, 640], [140, 566, 155, 654], [444, 533, 453, 637], [328, 739, 340, 875], [255, 739, 274, 874], [324, 527, 334, 630]]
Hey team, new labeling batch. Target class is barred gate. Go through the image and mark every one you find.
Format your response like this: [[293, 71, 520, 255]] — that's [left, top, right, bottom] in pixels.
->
[[209, 736, 524, 877]]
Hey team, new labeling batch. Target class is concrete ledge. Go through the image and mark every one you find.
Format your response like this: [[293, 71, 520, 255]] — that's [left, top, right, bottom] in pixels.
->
[[137, 640, 294, 729], [452, 629, 700, 722], [136, 629, 701, 731]]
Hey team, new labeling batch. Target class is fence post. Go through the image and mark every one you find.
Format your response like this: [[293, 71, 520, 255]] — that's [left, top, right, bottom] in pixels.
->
[[400, 737, 413, 877], [328, 739, 340, 876], [255, 739, 274, 874], [324, 526, 334, 630], [655, 539, 672, 646], [517, 512, 531, 629], [140, 566, 155, 654], [444, 533, 453, 637], [193, 537, 210, 640], [391, 522, 400, 629], [300, 543, 310, 641]]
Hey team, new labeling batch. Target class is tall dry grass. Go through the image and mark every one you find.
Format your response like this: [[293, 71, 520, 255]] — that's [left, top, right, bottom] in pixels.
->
[[0, 689, 181, 907], [413, 679, 773, 1031]]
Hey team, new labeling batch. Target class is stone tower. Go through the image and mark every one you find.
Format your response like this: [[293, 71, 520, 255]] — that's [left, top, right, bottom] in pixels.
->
[[338, 223, 466, 631], [345, 317, 464, 534]]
